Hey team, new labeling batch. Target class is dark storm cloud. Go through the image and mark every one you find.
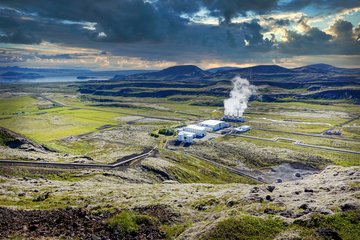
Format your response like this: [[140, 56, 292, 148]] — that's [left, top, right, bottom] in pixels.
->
[[0, 0, 359, 66], [0, 0, 279, 54], [239, 20, 268, 45], [201, 0, 278, 23], [280, 28, 332, 55], [0, 10, 41, 44], [264, 17, 292, 27], [280, 19, 360, 55], [0, 0, 281, 43], [0, 6, 91, 45], [159, 0, 202, 14], [283, 0, 360, 13], [0, 9, 41, 44], [0, 0, 188, 43], [330, 19, 355, 41], [0, 30, 41, 44], [329, 20, 360, 54]]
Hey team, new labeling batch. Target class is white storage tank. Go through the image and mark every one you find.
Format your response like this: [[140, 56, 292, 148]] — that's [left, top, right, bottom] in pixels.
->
[[234, 125, 251, 133], [177, 131, 185, 141], [184, 134, 194, 143], [177, 131, 196, 143]]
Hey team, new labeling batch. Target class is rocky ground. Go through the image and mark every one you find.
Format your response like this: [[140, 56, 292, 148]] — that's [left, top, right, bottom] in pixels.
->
[[0, 165, 358, 239]]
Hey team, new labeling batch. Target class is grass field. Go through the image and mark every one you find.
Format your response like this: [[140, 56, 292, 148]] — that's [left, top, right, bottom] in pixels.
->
[[224, 135, 359, 166], [0, 85, 359, 168]]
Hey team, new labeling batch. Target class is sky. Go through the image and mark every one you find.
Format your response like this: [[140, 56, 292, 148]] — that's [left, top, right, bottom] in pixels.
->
[[0, 0, 359, 70]]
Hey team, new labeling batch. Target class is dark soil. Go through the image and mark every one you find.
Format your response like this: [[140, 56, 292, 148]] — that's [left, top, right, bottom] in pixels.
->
[[135, 205, 181, 225], [0, 205, 175, 239], [0, 207, 115, 239]]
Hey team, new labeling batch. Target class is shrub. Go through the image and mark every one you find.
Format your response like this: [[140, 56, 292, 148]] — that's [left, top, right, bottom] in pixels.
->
[[203, 215, 285, 240], [158, 128, 175, 136], [107, 211, 159, 237], [294, 210, 360, 240], [107, 211, 139, 235], [150, 132, 159, 138]]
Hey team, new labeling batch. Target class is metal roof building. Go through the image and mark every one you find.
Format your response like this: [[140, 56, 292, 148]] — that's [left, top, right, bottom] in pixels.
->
[[183, 125, 207, 137], [200, 120, 229, 131]]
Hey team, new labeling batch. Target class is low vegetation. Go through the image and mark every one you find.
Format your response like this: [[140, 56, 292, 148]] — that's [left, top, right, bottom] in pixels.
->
[[204, 210, 360, 240], [203, 215, 285, 240], [293, 210, 360, 239], [158, 128, 175, 136], [107, 211, 159, 238]]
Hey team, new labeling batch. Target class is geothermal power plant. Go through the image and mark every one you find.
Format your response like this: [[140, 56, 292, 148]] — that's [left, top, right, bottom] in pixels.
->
[[176, 77, 255, 144], [221, 112, 245, 122]]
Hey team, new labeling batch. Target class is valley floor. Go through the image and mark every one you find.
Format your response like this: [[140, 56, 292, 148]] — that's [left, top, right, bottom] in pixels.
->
[[0, 82, 359, 239]]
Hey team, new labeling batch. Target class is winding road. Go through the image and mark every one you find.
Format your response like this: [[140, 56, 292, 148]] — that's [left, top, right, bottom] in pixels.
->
[[0, 147, 157, 169]]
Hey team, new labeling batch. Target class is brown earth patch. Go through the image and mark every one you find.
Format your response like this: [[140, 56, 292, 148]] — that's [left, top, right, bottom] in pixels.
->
[[0, 206, 174, 239]]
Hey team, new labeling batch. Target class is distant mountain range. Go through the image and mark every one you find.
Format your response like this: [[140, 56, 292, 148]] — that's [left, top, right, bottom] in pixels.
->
[[112, 63, 359, 81], [209, 63, 359, 75], [0, 66, 155, 81], [1, 63, 359, 82]]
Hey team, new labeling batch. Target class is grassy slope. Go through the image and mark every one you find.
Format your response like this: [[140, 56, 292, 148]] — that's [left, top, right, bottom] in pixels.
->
[[158, 150, 258, 184]]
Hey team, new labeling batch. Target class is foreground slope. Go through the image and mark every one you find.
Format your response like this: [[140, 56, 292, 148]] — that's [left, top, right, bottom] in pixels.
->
[[0, 165, 358, 239]]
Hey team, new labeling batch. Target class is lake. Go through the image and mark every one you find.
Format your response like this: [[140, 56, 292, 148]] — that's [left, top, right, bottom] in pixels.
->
[[0, 75, 110, 83]]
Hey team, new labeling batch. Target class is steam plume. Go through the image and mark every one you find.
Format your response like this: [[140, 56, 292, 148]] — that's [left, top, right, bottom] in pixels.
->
[[224, 76, 257, 117]]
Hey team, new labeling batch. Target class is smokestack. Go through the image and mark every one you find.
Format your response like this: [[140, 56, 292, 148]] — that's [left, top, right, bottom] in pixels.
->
[[224, 76, 257, 117]]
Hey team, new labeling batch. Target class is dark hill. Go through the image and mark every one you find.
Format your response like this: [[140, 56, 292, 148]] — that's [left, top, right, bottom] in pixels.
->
[[119, 65, 209, 81], [293, 64, 341, 73], [227, 65, 293, 74], [207, 67, 240, 73], [292, 63, 360, 74], [0, 71, 43, 79], [156, 65, 205, 76]]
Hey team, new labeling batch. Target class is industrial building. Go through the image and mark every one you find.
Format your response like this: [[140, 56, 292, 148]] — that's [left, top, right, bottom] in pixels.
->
[[200, 120, 229, 131], [234, 125, 251, 133], [221, 115, 245, 122], [177, 131, 196, 143], [183, 125, 207, 137]]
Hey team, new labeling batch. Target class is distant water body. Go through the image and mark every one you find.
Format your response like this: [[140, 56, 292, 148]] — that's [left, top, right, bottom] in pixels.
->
[[0, 75, 110, 83]]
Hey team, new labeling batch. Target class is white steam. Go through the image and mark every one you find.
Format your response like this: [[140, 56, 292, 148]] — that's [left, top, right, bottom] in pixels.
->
[[224, 76, 257, 117]]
